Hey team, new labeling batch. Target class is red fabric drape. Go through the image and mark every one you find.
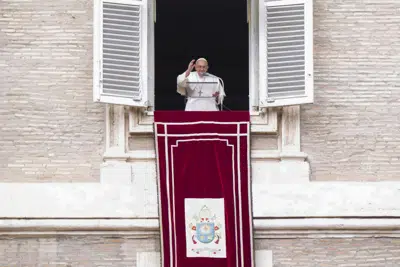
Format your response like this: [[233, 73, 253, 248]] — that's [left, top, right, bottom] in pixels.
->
[[155, 111, 254, 267]]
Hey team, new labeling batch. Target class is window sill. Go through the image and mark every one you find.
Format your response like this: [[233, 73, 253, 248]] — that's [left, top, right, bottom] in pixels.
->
[[103, 149, 307, 162], [128, 108, 278, 134]]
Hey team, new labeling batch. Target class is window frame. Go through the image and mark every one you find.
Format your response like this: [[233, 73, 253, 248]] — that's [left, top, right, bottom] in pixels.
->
[[129, 0, 277, 134], [93, 0, 314, 134], [145, 0, 313, 111]]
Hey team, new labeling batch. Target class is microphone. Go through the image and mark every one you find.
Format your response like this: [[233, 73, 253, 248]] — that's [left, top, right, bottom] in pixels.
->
[[203, 72, 218, 78]]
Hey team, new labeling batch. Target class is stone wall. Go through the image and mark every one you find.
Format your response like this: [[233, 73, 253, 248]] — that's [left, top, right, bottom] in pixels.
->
[[0, 0, 104, 182], [1, 237, 399, 266], [0, 236, 159, 267], [301, 1, 400, 181], [257, 238, 400, 267]]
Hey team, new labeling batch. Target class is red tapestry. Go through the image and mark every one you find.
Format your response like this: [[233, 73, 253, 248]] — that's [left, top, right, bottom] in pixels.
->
[[154, 111, 254, 267]]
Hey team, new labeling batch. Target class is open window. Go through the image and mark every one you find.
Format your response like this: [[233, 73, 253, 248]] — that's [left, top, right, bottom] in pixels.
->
[[154, 0, 249, 111], [93, 0, 313, 111]]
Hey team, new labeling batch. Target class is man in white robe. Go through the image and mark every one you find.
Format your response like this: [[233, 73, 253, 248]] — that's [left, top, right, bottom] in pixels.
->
[[177, 58, 225, 111]]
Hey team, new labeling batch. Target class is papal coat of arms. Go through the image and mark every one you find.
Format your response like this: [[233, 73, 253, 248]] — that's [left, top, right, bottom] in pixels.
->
[[188, 205, 223, 254]]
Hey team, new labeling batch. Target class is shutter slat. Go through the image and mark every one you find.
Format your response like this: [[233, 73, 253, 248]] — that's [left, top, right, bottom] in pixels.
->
[[103, 85, 140, 92], [268, 90, 305, 98], [268, 75, 304, 82], [268, 37, 304, 44], [104, 58, 140, 65], [268, 41, 304, 48], [267, 20, 304, 27], [268, 56, 304, 63], [267, 25, 304, 31], [101, 1, 142, 99], [269, 88, 305, 94], [103, 8, 139, 15], [104, 53, 138, 61], [103, 41, 139, 48], [104, 36, 139, 43], [268, 70, 304, 77], [103, 48, 139, 57], [268, 65, 304, 72], [104, 18, 139, 26], [102, 88, 140, 97], [103, 2, 140, 11], [269, 86, 305, 93], [268, 45, 304, 53], [104, 23, 139, 31], [268, 80, 305, 88], [267, 14, 303, 21], [268, 60, 305, 68], [103, 79, 139, 87], [103, 63, 139, 71], [104, 73, 140, 81], [103, 27, 139, 34], [268, 30, 304, 37], [104, 69, 139, 76], [268, 50, 304, 56]]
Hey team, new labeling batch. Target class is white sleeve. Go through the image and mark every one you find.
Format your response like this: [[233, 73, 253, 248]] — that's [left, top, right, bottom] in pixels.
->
[[217, 78, 225, 105], [177, 72, 189, 96]]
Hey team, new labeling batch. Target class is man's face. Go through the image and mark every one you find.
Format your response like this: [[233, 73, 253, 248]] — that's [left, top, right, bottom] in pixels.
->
[[195, 60, 208, 75]]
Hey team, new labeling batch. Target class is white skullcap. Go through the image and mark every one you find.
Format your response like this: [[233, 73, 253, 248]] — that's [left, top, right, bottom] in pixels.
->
[[196, 58, 208, 64]]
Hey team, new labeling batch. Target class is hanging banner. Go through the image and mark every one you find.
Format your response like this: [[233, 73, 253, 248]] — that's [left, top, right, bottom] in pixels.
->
[[154, 111, 254, 267]]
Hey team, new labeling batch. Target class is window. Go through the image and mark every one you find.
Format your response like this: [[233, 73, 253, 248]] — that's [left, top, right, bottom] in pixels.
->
[[93, 0, 313, 111], [154, 0, 249, 111]]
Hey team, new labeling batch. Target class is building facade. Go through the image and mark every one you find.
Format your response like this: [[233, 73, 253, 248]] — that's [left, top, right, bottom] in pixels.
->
[[1, 0, 400, 266]]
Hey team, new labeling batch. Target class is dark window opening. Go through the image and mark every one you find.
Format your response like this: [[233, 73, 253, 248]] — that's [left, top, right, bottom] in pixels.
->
[[154, 0, 249, 111]]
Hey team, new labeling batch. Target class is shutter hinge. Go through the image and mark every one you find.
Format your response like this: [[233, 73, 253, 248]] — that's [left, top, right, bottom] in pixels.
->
[[266, 97, 275, 103], [260, 98, 275, 106]]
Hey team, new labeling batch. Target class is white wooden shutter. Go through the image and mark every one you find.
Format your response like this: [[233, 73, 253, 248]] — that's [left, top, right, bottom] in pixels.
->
[[258, 0, 313, 107], [93, 0, 149, 107]]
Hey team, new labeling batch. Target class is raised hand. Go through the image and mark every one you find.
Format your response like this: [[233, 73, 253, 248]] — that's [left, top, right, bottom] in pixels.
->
[[212, 91, 220, 97], [185, 59, 195, 77], [188, 59, 195, 71]]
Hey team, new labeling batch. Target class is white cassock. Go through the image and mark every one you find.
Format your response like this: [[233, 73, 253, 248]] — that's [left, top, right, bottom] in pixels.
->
[[177, 71, 225, 111]]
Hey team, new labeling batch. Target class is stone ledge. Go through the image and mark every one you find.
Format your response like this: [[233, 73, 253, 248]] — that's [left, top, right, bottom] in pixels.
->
[[1, 218, 400, 238], [103, 150, 307, 161], [128, 109, 278, 134], [137, 250, 273, 267], [1, 183, 400, 217]]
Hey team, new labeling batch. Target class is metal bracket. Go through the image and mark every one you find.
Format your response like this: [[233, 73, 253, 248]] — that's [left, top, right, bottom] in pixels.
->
[[251, 106, 268, 116], [266, 97, 275, 103]]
